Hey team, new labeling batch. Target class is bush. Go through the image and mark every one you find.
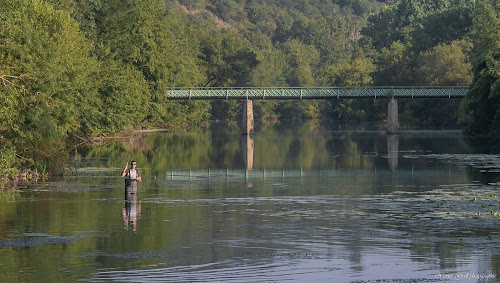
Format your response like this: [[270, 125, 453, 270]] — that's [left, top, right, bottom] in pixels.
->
[[0, 145, 20, 180]]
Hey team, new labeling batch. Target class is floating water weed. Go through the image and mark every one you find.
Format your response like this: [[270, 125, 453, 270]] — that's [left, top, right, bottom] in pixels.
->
[[488, 209, 500, 217]]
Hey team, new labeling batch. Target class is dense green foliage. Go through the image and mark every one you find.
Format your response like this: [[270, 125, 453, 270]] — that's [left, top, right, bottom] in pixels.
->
[[1, 0, 99, 176], [361, 0, 475, 127], [0, 0, 496, 176], [459, 0, 500, 135]]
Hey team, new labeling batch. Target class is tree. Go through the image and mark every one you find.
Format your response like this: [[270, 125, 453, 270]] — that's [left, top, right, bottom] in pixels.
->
[[400, 40, 473, 127], [93, 51, 150, 133], [361, 0, 478, 128], [459, 0, 500, 135], [97, 0, 208, 125], [250, 47, 287, 122], [415, 40, 473, 86], [65, 0, 104, 41], [410, 5, 473, 54], [250, 48, 287, 87], [279, 39, 319, 87], [374, 41, 413, 85], [200, 30, 259, 88], [363, 0, 473, 51], [319, 49, 378, 122], [198, 29, 258, 122], [362, 5, 402, 50], [0, 0, 99, 172], [320, 51, 375, 87]]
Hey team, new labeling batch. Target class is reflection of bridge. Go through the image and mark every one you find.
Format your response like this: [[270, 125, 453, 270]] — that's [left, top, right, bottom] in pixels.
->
[[242, 134, 399, 171], [167, 87, 468, 135], [162, 166, 464, 183]]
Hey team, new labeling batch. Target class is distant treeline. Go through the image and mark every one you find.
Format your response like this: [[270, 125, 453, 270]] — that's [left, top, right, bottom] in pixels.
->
[[0, 0, 498, 177]]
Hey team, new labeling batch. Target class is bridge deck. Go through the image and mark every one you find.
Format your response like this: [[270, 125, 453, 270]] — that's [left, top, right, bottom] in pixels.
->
[[167, 87, 468, 100]]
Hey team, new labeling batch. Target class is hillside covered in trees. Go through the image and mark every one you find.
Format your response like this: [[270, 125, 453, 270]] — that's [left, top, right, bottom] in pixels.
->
[[0, 0, 498, 177]]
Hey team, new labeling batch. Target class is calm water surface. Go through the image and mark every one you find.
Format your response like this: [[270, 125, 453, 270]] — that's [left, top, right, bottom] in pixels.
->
[[1, 123, 500, 282]]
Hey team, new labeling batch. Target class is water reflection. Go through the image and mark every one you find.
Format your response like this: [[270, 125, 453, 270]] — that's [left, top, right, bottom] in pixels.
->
[[242, 134, 254, 170], [2, 123, 500, 282], [70, 124, 495, 184], [387, 134, 399, 170], [122, 191, 141, 231]]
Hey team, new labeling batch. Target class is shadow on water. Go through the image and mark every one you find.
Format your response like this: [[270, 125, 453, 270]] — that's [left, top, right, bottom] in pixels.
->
[[1, 122, 499, 282]]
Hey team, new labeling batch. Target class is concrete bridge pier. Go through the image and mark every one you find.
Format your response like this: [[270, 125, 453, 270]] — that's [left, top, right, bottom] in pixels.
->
[[386, 98, 399, 134], [242, 99, 254, 135]]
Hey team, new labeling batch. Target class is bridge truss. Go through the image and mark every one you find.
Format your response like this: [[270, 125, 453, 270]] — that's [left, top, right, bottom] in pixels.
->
[[166, 87, 468, 100]]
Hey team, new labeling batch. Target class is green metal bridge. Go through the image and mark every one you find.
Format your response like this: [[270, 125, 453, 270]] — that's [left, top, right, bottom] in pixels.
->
[[166, 86, 469, 100]]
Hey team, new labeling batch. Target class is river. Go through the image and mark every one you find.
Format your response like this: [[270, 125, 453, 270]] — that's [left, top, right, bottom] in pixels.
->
[[1, 122, 499, 282]]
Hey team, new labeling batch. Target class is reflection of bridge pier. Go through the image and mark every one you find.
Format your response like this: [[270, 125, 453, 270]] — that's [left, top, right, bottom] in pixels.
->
[[386, 95, 399, 170], [243, 134, 254, 170], [387, 134, 399, 170]]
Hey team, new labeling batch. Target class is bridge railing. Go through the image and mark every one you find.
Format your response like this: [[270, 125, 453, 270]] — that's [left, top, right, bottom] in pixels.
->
[[166, 86, 469, 100]]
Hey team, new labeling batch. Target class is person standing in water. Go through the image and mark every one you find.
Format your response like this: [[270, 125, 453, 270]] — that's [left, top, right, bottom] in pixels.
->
[[121, 160, 142, 193]]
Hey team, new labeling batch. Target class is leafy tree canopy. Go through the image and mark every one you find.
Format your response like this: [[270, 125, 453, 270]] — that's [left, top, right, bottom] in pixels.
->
[[459, 0, 500, 135]]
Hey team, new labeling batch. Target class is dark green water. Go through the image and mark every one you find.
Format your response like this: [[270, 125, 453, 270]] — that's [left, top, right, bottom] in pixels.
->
[[1, 123, 499, 282]]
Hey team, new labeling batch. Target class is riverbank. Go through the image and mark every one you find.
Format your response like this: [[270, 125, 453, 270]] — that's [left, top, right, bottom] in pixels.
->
[[0, 169, 47, 189], [0, 123, 202, 187]]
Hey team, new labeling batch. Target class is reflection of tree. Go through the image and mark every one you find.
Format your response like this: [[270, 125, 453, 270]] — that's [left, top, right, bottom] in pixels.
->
[[3, 124, 500, 281], [491, 255, 500, 279], [75, 122, 496, 180], [77, 121, 385, 174], [326, 130, 384, 170], [254, 121, 338, 169]]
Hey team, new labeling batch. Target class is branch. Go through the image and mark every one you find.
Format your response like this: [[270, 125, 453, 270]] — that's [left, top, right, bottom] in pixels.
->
[[0, 72, 31, 91]]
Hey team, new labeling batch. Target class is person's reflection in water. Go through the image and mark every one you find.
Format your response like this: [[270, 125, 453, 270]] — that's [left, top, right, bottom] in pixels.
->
[[122, 190, 141, 231], [120, 160, 142, 231]]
